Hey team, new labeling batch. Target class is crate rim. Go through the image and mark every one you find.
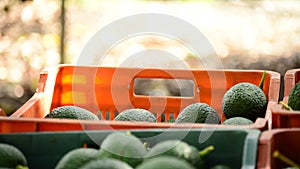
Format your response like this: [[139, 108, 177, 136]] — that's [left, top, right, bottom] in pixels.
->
[[0, 126, 261, 137]]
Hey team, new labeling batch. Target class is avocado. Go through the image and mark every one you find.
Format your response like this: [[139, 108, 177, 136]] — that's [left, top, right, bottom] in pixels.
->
[[47, 105, 99, 120], [0, 143, 28, 168], [288, 81, 300, 110], [55, 147, 98, 169], [136, 155, 196, 169], [145, 139, 200, 166], [98, 131, 147, 167], [145, 140, 214, 168], [222, 82, 267, 122], [222, 117, 253, 126], [79, 158, 133, 169], [114, 108, 156, 122], [175, 102, 220, 124]]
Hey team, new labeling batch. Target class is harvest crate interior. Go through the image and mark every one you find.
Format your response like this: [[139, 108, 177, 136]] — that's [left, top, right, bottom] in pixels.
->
[[3, 65, 281, 131], [12, 66, 278, 118]]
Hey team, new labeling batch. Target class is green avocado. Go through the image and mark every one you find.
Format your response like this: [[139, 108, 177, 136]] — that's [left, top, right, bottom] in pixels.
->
[[175, 103, 220, 124], [145, 140, 200, 166], [288, 81, 300, 110], [0, 143, 28, 169], [98, 131, 147, 168], [55, 148, 98, 169], [46, 106, 99, 120], [79, 158, 133, 169], [114, 108, 156, 122], [145, 139, 214, 168], [222, 117, 254, 126], [136, 156, 196, 169], [222, 82, 267, 122]]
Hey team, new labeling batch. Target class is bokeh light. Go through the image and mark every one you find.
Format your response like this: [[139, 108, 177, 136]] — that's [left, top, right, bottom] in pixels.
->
[[1, 0, 300, 115]]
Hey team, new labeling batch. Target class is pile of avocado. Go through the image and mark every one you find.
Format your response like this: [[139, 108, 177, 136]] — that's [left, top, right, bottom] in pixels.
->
[[45, 71, 268, 126], [54, 131, 231, 169], [174, 71, 268, 125], [220, 71, 267, 125]]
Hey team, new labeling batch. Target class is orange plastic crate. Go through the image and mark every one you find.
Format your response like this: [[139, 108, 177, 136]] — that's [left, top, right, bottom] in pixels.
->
[[257, 128, 300, 169], [2, 65, 280, 132], [271, 68, 300, 128]]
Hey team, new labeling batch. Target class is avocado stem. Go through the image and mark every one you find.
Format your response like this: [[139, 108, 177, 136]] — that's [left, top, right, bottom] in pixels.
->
[[144, 142, 151, 150], [273, 150, 300, 168], [259, 70, 267, 90], [279, 101, 293, 111], [126, 131, 132, 136], [198, 145, 214, 158]]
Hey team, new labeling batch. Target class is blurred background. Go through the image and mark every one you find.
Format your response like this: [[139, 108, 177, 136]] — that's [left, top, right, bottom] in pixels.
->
[[0, 0, 299, 115]]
